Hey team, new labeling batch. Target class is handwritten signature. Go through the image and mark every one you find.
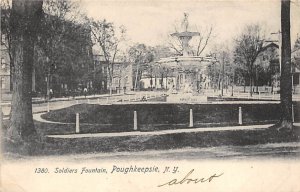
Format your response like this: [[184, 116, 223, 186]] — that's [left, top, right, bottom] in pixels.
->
[[157, 169, 224, 187]]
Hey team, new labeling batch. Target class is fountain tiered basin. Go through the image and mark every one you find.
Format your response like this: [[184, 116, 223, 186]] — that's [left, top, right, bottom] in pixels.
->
[[157, 56, 216, 103]]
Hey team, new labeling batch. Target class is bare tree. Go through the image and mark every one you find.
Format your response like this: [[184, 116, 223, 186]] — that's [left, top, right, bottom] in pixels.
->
[[167, 26, 213, 56], [166, 13, 214, 56], [8, 0, 43, 141], [90, 19, 126, 95], [128, 44, 155, 90], [234, 24, 265, 96], [208, 45, 233, 94], [195, 26, 213, 56], [167, 35, 183, 55]]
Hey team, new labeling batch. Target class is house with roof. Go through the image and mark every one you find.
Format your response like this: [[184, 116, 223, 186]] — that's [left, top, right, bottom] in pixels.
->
[[292, 37, 300, 93]]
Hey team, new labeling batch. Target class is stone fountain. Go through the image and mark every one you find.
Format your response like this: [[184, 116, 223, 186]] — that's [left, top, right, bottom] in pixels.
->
[[157, 13, 215, 103]]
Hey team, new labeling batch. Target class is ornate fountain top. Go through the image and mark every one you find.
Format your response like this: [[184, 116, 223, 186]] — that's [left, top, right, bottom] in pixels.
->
[[171, 13, 199, 38], [170, 13, 199, 56], [182, 13, 189, 32], [157, 13, 214, 69]]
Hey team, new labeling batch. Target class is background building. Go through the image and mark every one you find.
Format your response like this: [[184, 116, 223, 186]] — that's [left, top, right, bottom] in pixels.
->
[[0, 34, 10, 94], [254, 42, 280, 88], [292, 36, 300, 93], [92, 53, 133, 93], [1, 10, 94, 98]]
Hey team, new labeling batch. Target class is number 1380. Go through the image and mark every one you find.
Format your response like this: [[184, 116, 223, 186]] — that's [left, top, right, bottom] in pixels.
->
[[34, 168, 48, 173]]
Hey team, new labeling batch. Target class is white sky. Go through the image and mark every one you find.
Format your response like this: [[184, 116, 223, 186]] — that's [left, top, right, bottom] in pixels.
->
[[80, 0, 300, 50]]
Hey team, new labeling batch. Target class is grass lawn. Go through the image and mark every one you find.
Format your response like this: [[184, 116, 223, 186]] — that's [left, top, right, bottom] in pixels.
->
[[40, 103, 299, 134], [2, 101, 299, 157], [2, 119, 300, 156]]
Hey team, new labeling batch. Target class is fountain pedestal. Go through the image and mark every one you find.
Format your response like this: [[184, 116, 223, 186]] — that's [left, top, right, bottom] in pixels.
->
[[166, 93, 207, 103]]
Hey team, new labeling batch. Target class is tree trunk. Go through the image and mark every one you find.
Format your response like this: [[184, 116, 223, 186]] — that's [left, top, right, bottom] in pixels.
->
[[165, 72, 168, 89], [150, 73, 153, 91], [161, 73, 164, 88], [10, 59, 14, 92], [217, 73, 221, 90], [256, 67, 259, 93], [109, 79, 112, 96], [8, 0, 43, 141], [279, 0, 293, 129], [249, 74, 252, 96], [134, 63, 139, 91], [154, 75, 157, 90]]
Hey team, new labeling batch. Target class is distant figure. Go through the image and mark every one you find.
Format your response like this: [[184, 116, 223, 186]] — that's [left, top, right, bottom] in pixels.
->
[[72, 89, 76, 99], [83, 88, 88, 98], [141, 96, 147, 101], [49, 89, 53, 99]]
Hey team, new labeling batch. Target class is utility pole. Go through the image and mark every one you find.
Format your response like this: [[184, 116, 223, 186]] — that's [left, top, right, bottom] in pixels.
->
[[221, 51, 225, 96], [134, 62, 140, 91], [46, 57, 50, 101], [93, 59, 96, 95], [166, 68, 168, 89], [134, 52, 142, 91], [231, 69, 235, 96], [256, 65, 259, 93], [118, 68, 122, 94], [0, 77, 2, 132], [0, 75, 2, 188]]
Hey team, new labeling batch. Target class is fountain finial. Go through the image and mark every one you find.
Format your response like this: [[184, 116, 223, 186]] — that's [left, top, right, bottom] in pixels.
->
[[182, 13, 189, 32]]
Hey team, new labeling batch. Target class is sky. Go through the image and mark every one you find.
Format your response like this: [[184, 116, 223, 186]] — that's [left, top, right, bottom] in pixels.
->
[[80, 0, 300, 51]]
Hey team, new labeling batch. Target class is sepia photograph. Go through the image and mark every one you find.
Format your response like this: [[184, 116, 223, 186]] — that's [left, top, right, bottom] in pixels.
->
[[0, 0, 300, 191]]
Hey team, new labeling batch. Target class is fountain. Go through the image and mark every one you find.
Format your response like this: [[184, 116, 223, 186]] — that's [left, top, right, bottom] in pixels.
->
[[157, 13, 216, 103]]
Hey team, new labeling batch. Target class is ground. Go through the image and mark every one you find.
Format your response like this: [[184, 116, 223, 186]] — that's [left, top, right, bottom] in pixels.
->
[[4, 142, 300, 161], [1, 91, 300, 160]]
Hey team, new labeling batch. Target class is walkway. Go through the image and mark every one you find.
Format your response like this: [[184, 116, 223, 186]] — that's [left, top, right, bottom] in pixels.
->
[[32, 109, 300, 139], [46, 124, 273, 139], [33, 113, 73, 125]]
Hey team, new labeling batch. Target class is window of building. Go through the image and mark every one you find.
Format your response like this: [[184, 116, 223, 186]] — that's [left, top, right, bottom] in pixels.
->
[[114, 78, 118, 84], [293, 73, 300, 85], [180, 74, 183, 84], [1, 34, 5, 45], [1, 77, 5, 89], [103, 66, 108, 74], [87, 48, 90, 56], [1, 58, 6, 68], [159, 79, 163, 85]]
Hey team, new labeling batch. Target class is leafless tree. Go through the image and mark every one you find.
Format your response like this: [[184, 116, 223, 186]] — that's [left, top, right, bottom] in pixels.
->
[[234, 24, 265, 96], [166, 26, 213, 56], [90, 19, 126, 95], [165, 13, 214, 56], [195, 26, 213, 56], [128, 44, 155, 90], [209, 44, 233, 93]]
